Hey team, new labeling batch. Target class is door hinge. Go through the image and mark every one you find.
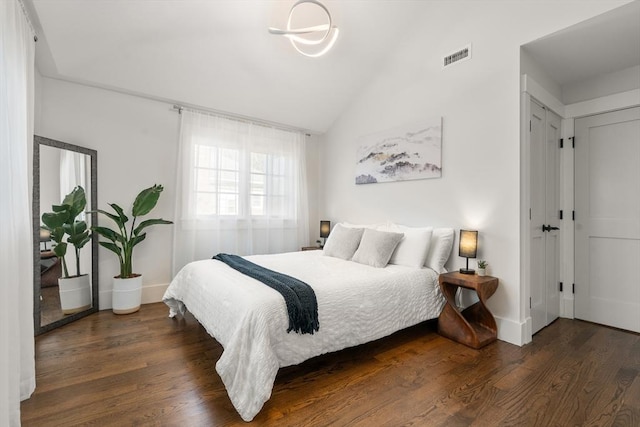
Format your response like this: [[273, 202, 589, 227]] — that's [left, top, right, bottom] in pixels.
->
[[529, 297, 532, 309], [572, 283, 575, 294], [559, 210, 563, 220], [572, 210, 575, 221], [569, 136, 575, 148], [560, 282, 563, 292], [529, 208, 531, 220], [560, 138, 563, 148]]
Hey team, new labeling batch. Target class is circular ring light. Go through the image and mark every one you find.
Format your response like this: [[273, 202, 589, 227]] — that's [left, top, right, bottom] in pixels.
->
[[268, 0, 339, 58]]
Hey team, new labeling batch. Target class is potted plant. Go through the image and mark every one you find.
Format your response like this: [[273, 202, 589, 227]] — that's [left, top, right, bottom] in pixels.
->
[[477, 260, 488, 276], [92, 184, 172, 314], [41, 186, 92, 314]]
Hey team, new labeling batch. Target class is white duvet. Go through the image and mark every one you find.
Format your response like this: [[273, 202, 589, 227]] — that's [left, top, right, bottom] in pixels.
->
[[163, 250, 444, 422]]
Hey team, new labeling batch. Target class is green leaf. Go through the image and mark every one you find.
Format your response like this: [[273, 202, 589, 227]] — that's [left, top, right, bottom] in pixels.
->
[[52, 204, 70, 213], [92, 226, 120, 242], [129, 233, 146, 249], [68, 230, 90, 247], [99, 241, 122, 257], [93, 208, 122, 226], [108, 203, 129, 227], [132, 184, 163, 217], [75, 234, 91, 249], [62, 186, 86, 220], [53, 242, 67, 258], [133, 218, 173, 236], [42, 211, 68, 229], [48, 226, 66, 244], [70, 221, 87, 235]]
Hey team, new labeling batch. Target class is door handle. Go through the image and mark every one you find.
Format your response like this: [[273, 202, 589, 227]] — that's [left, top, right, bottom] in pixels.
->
[[542, 224, 560, 232]]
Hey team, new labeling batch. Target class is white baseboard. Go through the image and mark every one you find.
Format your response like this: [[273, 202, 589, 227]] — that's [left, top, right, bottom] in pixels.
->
[[98, 282, 169, 310], [495, 315, 532, 346], [141, 282, 169, 304]]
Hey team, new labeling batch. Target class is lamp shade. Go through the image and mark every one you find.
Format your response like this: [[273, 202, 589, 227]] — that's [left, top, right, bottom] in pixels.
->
[[320, 221, 331, 238], [459, 230, 478, 258], [39, 228, 51, 242]]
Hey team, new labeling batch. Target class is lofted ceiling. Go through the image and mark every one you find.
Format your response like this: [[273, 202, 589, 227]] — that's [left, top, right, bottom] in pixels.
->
[[27, 1, 640, 134]]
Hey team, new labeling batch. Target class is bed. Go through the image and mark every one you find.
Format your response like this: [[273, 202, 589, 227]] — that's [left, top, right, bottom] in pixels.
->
[[163, 224, 454, 421]]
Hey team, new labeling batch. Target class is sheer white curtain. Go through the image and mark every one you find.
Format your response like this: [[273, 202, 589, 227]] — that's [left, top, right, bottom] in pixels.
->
[[172, 109, 309, 275], [60, 149, 88, 221], [59, 150, 87, 206], [0, 0, 36, 424]]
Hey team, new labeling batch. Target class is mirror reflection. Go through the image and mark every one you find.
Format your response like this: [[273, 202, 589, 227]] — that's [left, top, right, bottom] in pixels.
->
[[34, 136, 98, 334]]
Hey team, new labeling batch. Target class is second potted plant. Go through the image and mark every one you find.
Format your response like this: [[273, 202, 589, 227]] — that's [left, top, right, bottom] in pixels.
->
[[41, 186, 92, 314], [92, 184, 172, 314]]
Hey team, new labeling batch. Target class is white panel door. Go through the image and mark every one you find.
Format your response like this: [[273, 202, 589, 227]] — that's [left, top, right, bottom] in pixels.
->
[[575, 107, 640, 333], [530, 99, 561, 335], [544, 109, 561, 325]]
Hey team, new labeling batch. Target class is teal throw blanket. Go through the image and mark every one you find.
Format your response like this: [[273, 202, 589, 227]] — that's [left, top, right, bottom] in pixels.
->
[[212, 253, 320, 335]]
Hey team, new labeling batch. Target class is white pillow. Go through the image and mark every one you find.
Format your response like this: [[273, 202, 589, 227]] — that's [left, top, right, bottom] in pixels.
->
[[352, 228, 404, 268], [381, 224, 434, 268], [425, 228, 455, 273], [341, 222, 383, 230], [322, 224, 364, 260]]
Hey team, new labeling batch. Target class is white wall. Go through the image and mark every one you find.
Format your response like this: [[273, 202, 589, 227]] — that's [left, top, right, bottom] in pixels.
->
[[319, 1, 631, 345]]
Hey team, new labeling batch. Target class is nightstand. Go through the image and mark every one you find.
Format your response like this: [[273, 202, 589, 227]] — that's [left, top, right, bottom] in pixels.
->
[[437, 271, 499, 349], [301, 246, 322, 251]]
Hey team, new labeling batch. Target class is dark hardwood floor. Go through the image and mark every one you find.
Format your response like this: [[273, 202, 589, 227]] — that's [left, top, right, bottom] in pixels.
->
[[22, 303, 640, 426]]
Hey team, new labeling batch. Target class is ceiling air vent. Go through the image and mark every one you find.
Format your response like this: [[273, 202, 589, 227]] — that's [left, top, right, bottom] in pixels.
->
[[443, 44, 471, 68]]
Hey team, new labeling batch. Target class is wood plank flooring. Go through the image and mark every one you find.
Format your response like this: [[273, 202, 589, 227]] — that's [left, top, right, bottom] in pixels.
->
[[21, 303, 640, 426]]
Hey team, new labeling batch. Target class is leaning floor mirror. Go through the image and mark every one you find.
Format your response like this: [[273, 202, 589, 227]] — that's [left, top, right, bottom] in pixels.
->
[[33, 135, 99, 335]]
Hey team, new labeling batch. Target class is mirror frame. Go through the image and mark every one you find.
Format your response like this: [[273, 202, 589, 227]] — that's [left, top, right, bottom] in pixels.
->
[[33, 135, 99, 335]]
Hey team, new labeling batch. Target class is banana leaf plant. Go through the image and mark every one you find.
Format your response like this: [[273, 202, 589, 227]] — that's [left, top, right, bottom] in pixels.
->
[[92, 184, 172, 279], [41, 186, 91, 278]]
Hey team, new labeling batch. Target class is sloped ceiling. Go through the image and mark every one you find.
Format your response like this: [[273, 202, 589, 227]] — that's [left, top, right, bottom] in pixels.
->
[[29, 0, 429, 133], [28, 1, 640, 134]]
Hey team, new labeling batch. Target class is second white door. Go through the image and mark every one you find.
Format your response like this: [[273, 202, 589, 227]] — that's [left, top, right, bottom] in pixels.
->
[[575, 107, 640, 333]]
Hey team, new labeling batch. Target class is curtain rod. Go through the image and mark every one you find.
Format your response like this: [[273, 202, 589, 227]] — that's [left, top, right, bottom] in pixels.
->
[[172, 104, 312, 137]]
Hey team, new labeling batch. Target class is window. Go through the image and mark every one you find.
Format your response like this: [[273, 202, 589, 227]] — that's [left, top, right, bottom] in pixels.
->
[[173, 109, 309, 271], [192, 143, 293, 218]]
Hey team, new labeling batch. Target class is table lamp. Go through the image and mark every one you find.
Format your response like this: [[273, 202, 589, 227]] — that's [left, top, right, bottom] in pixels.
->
[[459, 229, 478, 275], [320, 221, 331, 247]]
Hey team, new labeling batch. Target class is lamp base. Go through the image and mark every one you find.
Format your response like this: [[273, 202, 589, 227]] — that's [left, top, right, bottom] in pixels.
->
[[459, 268, 475, 275]]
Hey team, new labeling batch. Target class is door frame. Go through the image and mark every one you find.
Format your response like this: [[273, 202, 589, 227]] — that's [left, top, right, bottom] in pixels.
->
[[519, 74, 640, 343]]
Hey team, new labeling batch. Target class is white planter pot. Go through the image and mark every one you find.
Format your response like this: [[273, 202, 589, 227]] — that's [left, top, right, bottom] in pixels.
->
[[477, 268, 486, 277], [112, 275, 143, 314], [58, 275, 91, 314]]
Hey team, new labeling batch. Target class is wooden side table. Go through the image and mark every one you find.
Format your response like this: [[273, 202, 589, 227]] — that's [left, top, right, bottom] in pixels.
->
[[438, 271, 499, 349], [301, 246, 322, 251]]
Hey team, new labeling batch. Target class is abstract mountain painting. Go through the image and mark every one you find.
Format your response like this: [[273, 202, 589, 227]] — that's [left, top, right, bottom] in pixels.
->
[[355, 119, 442, 185]]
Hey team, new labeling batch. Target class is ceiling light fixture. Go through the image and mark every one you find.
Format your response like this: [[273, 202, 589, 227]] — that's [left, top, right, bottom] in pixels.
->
[[268, 0, 339, 58]]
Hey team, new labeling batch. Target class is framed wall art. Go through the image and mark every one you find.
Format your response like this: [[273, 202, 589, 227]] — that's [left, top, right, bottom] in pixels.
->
[[355, 118, 442, 185]]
